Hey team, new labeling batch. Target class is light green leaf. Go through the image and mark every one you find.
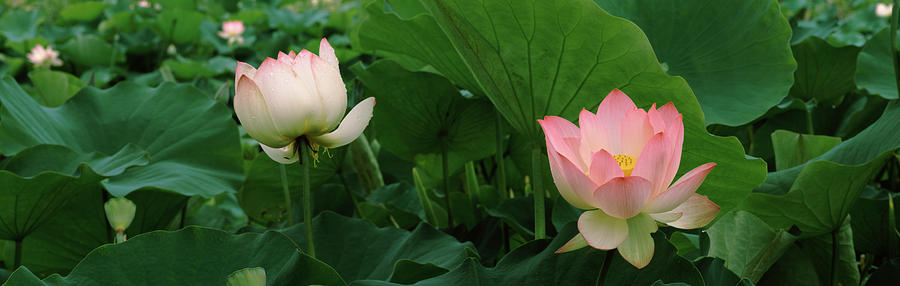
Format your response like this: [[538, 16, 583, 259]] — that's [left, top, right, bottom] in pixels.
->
[[790, 37, 860, 106], [59, 2, 108, 22], [594, 0, 796, 126], [707, 211, 798, 282], [0, 10, 41, 42], [771, 130, 841, 171], [154, 9, 205, 45], [58, 35, 116, 67], [27, 70, 85, 107], [855, 28, 899, 100], [743, 155, 888, 236]]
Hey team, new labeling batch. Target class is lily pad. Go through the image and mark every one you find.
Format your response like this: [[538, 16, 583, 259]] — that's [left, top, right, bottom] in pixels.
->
[[789, 37, 860, 106], [5, 227, 347, 285], [0, 77, 244, 198], [594, 0, 796, 126]]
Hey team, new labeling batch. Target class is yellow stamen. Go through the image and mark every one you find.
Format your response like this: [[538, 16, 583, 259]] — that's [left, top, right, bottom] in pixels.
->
[[614, 154, 635, 176]]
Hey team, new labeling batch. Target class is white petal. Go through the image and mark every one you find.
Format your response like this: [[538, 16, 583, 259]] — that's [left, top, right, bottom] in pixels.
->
[[308, 97, 375, 148], [233, 75, 292, 147], [311, 54, 347, 131], [261, 142, 299, 164], [253, 57, 316, 138], [577, 210, 629, 250]]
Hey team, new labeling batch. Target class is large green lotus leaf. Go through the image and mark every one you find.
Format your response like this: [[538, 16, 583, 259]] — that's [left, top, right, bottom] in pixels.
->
[[4, 227, 347, 286], [0, 77, 243, 198], [153, 9, 205, 45], [849, 196, 900, 257], [239, 146, 346, 224], [18, 187, 186, 276], [27, 70, 85, 108], [855, 28, 899, 100], [770, 130, 841, 171], [789, 37, 860, 106], [0, 144, 149, 241], [792, 219, 858, 286], [58, 35, 119, 68], [280, 212, 474, 283], [756, 101, 900, 195], [707, 211, 798, 283], [0, 10, 41, 42], [743, 154, 889, 237], [354, 0, 481, 91], [351, 60, 496, 169], [58, 1, 108, 23], [352, 224, 701, 286], [356, 0, 766, 219], [593, 0, 796, 126]]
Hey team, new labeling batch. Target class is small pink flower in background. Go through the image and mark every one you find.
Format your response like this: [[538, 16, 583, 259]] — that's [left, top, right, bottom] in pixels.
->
[[540, 89, 719, 269], [218, 21, 246, 45], [233, 38, 375, 164], [877, 3, 893, 17], [138, 0, 149, 7], [27, 45, 63, 68]]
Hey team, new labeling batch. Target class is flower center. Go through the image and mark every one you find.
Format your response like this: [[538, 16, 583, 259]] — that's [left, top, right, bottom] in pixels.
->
[[614, 154, 635, 176]]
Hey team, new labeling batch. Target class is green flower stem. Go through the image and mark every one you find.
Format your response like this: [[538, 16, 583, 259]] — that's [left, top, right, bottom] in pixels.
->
[[350, 134, 384, 194], [495, 110, 507, 199], [279, 164, 293, 225], [891, 0, 900, 96], [299, 137, 315, 258], [338, 170, 363, 217], [413, 168, 438, 225], [532, 145, 546, 239], [596, 250, 614, 284], [14, 238, 22, 269], [441, 140, 454, 227]]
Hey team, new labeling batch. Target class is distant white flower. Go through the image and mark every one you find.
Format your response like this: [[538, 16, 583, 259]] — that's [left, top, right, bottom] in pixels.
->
[[27, 45, 63, 68], [877, 3, 893, 18], [218, 21, 246, 45]]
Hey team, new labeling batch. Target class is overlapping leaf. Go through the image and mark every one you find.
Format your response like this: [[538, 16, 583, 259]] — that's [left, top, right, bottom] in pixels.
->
[[594, 0, 796, 126]]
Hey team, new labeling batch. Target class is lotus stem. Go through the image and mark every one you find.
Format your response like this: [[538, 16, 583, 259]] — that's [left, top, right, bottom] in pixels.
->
[[495, 110, 507, 199], [441, 140, 454, 227], [891, 0, 900, 96], [299, 137, 315, 258], [279, 164, 293, 225], [597, 250, 614, 283], [532, 145, 546, 239], [14, 238, 22, 269], [413, 168, 438, 226]]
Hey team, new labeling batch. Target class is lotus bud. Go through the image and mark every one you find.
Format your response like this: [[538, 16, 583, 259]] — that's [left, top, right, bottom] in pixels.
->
[[104, 197, 136, 243], [226, 267, 266, 286]]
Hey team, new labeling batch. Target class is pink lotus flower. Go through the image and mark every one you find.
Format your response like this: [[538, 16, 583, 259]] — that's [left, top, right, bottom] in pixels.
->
[[540, 89, 719, 268], [234, 38, 375, 164], [137, 0, 149, 8], [218, 21, 246, 45], [877, 3, 893, 18], [27, 45, 63, 68]]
